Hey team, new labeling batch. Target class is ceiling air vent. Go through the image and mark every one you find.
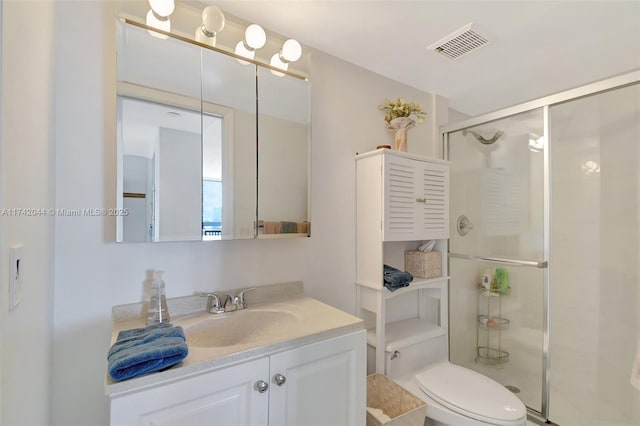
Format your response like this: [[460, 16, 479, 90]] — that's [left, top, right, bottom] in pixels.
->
[[428, 23, 490, 60]]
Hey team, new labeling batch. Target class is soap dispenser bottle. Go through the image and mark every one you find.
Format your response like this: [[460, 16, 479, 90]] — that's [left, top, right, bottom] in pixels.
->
[[481, 267, 493, 292], [147, 270, 170, 325]]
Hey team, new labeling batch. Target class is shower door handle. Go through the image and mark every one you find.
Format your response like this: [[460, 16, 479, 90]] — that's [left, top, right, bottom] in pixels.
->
[[449, 253, 548, 268]]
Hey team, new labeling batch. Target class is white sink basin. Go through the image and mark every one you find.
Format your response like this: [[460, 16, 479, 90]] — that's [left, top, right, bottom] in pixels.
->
[[183, 309, 298, 348]]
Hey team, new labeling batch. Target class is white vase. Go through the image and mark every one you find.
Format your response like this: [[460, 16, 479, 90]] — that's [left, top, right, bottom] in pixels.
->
[[388, 117, 416, 152]]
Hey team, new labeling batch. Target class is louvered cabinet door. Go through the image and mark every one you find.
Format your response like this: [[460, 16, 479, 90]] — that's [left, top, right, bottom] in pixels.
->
[[383, 155, 449, 241], [419, 162, 449, 240], [383, 155, 418, 241]]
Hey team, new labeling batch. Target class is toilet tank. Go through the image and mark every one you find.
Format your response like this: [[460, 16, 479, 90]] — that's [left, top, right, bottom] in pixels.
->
[[367, 333, 448, 379]]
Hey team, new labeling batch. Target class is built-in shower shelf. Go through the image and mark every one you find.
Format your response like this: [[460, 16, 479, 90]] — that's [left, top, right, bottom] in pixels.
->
[[478, 315, 510, 330]]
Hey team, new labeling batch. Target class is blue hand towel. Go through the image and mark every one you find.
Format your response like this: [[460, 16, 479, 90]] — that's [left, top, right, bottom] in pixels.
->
[[108, 323, 188, 382], [280, 221, 297, 233], [383, 264, 413, 292]]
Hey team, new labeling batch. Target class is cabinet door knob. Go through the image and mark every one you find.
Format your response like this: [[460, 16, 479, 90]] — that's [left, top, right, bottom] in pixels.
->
[[273, 373, 287, 386], [416, 197, 427, 203], [255, 380, 269, 393]]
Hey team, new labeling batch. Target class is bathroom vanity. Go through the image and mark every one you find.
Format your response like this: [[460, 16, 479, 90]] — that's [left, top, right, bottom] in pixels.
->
[[105, 283, 366, 426]]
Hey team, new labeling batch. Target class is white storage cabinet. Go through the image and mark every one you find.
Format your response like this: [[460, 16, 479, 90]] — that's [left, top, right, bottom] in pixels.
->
[[355, 149, 450, 376]]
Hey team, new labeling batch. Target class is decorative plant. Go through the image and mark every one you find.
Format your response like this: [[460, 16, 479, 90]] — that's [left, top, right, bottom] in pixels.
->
[[378, 97, 427, 125]]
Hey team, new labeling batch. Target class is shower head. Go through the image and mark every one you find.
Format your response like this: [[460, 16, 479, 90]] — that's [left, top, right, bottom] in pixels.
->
[[462, 129, 504, 145]]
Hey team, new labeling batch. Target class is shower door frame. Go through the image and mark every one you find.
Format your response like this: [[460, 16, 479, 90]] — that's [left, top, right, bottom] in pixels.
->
[[441, 69, 640, 423]]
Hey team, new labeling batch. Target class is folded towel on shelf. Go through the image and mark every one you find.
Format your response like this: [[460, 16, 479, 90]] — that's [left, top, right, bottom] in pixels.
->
[[296, 222, 308, 234], [263, 221, 281, 234], [280, 221, 297, 233], [108, 323, 188, 382], [383, 264, 413, 292]]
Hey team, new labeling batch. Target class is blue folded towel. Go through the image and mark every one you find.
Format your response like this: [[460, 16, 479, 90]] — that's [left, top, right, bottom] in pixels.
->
[[383, 264, 413, 292], [108, 323, 188, 382], [280, 221, 297, 233]]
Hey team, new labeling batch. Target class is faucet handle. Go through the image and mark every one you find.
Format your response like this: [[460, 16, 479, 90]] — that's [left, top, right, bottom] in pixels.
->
[[238, 287, 257, 308], [200, 292, 225, 314]]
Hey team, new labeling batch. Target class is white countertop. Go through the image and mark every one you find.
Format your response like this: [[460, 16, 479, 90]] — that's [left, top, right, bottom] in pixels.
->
[[105, 286, 363, 397]]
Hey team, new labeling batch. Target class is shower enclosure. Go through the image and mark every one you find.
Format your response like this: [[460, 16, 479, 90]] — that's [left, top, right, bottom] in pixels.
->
[[443, 71, 640, 425]]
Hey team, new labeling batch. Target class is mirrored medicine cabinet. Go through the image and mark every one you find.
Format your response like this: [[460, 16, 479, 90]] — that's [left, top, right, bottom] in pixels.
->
[[115, 19, 311, 242]]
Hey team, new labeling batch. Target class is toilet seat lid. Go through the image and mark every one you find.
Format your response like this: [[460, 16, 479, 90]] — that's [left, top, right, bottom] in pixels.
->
[[416, 362, 526, 425]]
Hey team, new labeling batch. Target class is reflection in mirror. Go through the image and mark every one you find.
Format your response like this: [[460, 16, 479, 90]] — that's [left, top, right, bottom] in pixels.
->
[[257, 68, 311, 238], [119, 97, 204, 242], [116, 20, 256, 241], [115, 16, 310, 242], [201, 45, 256, 240]]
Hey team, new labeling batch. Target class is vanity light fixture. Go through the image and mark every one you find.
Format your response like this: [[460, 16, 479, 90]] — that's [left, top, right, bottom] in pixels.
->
[[195, 5, 225, 47], [269, 39, 302, 76], [149, 0, 175, 18], [146, 0, 174, 39], [235, 24, 266, 62], [146, 9, 171, 39]]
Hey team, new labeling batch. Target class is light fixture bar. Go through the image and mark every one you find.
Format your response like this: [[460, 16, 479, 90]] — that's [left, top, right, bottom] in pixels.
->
[[120, 17, 308, 81]]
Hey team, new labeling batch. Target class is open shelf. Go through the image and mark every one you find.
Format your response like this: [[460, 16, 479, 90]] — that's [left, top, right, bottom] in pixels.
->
[[383, 276, 449, 300], [355, 276, 449, 300], [366, 318, 446, 353]]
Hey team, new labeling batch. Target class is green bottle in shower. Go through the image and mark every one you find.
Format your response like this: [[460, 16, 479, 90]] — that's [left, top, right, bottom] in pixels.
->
[[494, 267, 509, 295]]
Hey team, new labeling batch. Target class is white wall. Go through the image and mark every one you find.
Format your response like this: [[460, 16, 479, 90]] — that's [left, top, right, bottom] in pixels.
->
[[0, 1, 55, 424], [52, 2, 438, 425]]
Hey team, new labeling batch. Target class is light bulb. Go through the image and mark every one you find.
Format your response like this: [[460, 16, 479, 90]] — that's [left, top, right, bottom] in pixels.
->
[[244, 24, 266, 50], [270, 53, 288, 77], [281, 39, 302, 62], [195, 27, 216, 46], [148, 0, 174, 18], [202, 6, 225, 34], [235, 41, 254, 64], [146, 10, 170, 39]]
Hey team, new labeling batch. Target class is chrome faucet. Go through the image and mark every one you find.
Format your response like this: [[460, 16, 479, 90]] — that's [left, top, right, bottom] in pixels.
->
[[200, 292, 225, 314], [224, 287, 256, 311]]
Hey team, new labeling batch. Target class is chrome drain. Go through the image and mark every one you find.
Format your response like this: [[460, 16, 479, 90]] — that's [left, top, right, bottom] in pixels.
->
[[505, 385, 520, 394]]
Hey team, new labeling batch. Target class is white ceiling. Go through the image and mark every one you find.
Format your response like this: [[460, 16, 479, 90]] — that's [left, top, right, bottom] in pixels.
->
[[212, 1, 640, 116]]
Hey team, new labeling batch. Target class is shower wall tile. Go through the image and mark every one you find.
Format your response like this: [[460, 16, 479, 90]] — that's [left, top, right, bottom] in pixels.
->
[[551, 223, 600, 269]]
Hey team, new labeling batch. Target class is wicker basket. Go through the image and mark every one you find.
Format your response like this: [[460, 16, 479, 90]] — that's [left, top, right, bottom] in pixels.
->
[[404, 250, 442, 279], [366, 374, 426, 426]]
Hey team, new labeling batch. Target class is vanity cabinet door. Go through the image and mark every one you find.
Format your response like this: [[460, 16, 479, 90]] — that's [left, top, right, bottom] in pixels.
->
[[110, 357, 269, 426], [267, 330, 366, 426]]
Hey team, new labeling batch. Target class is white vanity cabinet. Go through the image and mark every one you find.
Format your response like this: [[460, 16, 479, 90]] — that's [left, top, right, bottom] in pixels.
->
[[355, 149, 450, 376], [110, 356, 269, 426], [109, 330, 366, 426]]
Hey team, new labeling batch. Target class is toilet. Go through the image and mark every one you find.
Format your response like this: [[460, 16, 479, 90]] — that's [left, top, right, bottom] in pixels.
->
[[369, 335, 527, 426], [414, 362, 527, 426]]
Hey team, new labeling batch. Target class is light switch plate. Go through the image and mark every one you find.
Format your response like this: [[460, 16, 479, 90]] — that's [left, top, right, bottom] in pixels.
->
[[9, 245, 24, 311]]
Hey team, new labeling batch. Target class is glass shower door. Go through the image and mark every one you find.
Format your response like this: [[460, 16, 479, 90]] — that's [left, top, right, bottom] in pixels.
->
[[447, 107, 548, 416]]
